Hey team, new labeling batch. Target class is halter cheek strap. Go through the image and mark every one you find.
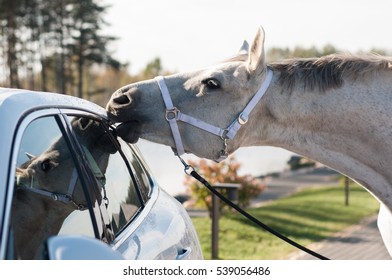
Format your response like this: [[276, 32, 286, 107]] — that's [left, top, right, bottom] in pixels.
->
[[155, 77, 186, 156], [155, 69, 273, 161]]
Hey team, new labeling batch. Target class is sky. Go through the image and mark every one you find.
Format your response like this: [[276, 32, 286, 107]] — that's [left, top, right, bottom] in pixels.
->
[[101, 0, 392, 195]]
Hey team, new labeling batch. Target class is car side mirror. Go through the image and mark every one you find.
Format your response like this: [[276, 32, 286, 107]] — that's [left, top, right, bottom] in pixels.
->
[[45, 235, 124, 260]]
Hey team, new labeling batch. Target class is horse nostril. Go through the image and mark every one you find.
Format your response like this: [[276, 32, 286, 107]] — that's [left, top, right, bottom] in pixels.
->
[[113, 94, 131, 105]]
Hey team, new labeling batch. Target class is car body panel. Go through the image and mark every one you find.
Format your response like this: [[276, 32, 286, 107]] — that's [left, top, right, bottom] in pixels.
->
[[113, 187, 203, 260]]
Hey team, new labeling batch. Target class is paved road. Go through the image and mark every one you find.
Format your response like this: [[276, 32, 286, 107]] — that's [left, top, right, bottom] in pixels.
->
[[289, 215, 391, 260], [252, 167, 340, 206]]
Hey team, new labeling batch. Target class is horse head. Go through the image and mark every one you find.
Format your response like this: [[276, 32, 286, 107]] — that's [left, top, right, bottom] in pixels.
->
[[107, 27, 272, 161], [15, 136, 87, 211]]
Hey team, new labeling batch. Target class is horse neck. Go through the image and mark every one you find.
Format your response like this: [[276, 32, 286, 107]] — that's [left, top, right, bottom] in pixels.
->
[[249, 72, 392, 210], [12, 192, 73, 259]]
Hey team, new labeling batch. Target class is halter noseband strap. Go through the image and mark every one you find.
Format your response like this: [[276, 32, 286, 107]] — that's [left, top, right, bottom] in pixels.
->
[[155, 69, 273, 161], [17, 168, 84, 210]]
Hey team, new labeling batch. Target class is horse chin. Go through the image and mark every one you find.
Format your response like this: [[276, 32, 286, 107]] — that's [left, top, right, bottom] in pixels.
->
[[115, 121, 143, 144]]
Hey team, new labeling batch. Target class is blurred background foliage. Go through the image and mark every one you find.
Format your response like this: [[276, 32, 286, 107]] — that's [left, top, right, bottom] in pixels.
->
[[1, 0, 389, 107]]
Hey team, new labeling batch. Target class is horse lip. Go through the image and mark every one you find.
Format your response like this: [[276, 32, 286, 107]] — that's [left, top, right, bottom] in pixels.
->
[[115, 120, 143, 144], [106, 110, 124, 122]]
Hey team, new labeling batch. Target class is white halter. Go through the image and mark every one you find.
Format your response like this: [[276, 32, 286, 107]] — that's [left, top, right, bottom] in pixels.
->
[[17, 168, 82, 208], [155, 69, 273, 162]]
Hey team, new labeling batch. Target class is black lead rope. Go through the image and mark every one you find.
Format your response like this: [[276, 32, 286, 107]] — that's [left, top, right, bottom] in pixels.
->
[[181, 160, 330, 260]]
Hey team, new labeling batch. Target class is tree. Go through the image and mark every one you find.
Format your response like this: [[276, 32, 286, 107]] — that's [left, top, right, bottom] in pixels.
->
[[70, 0, 122, 97], [0, 0, 23, 88], [143, 57, 163, 79], [183, 157, 266, 217], [267, 44, 340, 62], [0, 0, 122, 96]]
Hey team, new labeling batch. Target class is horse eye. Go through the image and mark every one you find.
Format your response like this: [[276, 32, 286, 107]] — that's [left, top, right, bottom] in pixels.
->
[[203, 78, 221, 90], [41, 159, 52, 172]]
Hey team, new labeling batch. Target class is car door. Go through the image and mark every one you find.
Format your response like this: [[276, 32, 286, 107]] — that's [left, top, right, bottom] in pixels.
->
[[63, 113, 202, 260]]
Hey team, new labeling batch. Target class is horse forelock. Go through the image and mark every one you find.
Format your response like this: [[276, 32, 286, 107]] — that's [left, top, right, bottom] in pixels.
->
[[268, 53, 392, 92]]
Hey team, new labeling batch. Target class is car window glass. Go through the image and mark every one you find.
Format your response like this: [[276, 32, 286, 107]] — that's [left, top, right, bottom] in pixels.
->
[[12, 116, 95, 260], [67, 116, 143, 236], [120, 142, 152, 202]]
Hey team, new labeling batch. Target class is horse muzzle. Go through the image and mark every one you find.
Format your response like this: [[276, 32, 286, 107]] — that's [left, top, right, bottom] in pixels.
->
[[115, 120, 143, 144], [106, 86, 135, 120]]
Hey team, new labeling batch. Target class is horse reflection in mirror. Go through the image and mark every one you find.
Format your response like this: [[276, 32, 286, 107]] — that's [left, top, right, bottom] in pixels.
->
[[12, 117, 116, 259], [107, 27, 392, 257]]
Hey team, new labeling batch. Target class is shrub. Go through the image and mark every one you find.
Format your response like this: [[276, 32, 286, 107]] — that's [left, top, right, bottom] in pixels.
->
[[184, 156, 266, 217]]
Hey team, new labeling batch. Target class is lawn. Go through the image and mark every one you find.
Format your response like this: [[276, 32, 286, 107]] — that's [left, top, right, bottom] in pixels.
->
[[191, 183, 380, 259]]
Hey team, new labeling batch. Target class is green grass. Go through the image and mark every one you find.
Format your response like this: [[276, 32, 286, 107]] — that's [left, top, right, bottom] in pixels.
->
[[191, 183, 380, 259]]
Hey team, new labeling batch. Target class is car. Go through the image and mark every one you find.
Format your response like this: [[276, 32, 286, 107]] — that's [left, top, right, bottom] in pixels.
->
[[0, 88, 203, 260]]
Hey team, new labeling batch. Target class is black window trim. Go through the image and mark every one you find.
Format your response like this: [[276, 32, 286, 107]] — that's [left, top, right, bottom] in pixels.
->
[[56, 113, 104, 239], [59, 110, 147, 237], [59, 112, 119, 242], [121, 142, 153, 202]]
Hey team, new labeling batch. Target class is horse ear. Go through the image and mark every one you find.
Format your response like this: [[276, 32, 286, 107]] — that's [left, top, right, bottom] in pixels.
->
[[238, 40, 249, 54], [77, 117, 94, 131], [247, 26, 266, 76], [25, 152, 36, 160]]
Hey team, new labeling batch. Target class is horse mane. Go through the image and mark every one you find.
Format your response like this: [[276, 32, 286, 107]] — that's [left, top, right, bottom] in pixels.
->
[[268, 53, 392, 92]]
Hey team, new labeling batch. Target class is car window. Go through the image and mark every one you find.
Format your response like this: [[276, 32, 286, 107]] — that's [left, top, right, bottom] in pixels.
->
[[120, 142, 152, 202], [66, 116, 143, 236], [11, 116, 96, 260]]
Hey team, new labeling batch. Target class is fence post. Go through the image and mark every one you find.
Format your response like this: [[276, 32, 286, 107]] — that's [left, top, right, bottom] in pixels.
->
[[211, 183, 240, 259], [211, 192, 220, 259], [345, 176, 350, 206]]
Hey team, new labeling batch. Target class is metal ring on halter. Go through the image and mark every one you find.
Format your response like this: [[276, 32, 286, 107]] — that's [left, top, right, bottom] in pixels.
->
[[221, 129, 230, 141], [177, 155, 195, 176], [165, 107, 180, 121]]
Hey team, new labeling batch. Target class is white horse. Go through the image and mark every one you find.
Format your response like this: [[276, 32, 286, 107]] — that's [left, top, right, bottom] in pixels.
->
[[106, 27, 392, 257]]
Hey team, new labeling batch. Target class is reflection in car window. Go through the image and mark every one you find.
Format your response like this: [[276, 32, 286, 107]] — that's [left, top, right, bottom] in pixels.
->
[[12, 116, 95, 260], [67, 116, 143, 236], [121, 142, 152, 202], [104, 147, 142, 234]]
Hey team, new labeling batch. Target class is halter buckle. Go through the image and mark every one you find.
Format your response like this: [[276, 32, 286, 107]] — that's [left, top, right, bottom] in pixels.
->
[[165, 107, 180, 121], [238, 112, 249, 125]]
